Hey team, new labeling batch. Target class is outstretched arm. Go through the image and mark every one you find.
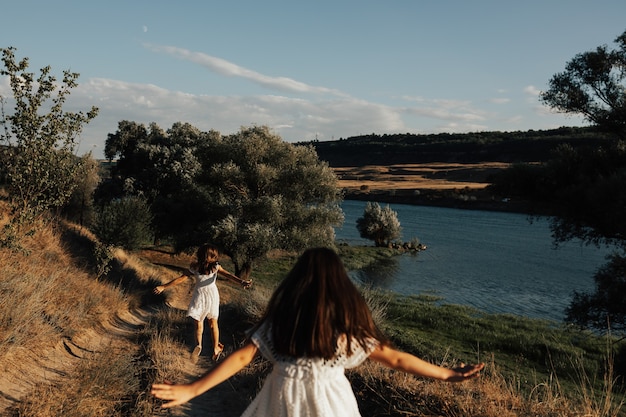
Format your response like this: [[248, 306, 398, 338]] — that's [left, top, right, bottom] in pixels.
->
[[368, 345, 484, 382], [217, 265, 252, 289], [151, 341, 258, 408], [153, 267, 192, 294]]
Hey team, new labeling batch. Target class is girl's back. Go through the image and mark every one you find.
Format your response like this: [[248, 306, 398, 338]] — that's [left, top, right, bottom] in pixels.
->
[[242, 322, 375, 417]]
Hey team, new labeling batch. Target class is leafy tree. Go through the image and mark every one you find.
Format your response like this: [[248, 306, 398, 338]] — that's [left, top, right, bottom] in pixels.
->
[[540, 30, 626, 139], [0, 47, 98, 232], [99, 123, 343, 279], [103, 121, 203, 199], [98, 120, 205, 242], [565, 253, 626, 333], [61, 153, 101, 226], [492, 30, 626, 247], [534, 30, 626, 251], [356, 202, 401, 247], [191, 125, 344, 279]]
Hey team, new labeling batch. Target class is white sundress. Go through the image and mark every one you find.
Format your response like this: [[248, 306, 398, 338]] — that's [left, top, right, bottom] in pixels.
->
[[241, 323, 377, 417], [186, 265, 220, 321]]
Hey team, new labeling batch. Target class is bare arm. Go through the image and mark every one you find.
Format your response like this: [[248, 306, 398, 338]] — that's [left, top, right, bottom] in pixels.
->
[[153, 268, 192, 294], [151, 341, 258, 408], [368, 345, 484, 382], [217, 265, 252, 289]]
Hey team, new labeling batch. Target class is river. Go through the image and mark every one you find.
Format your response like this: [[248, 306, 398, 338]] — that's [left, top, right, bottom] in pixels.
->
[[335, 200, 614, 322]]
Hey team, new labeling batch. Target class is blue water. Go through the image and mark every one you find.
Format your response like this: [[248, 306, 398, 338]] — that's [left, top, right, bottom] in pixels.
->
[[336, 200, 614, 322]]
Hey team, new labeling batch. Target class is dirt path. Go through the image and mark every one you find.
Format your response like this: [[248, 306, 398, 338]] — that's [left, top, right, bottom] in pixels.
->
[[0, 306, 147, 413], [0, 248, 253, 416], [142, 250, 255, 417], [151, 288, 253, 417]]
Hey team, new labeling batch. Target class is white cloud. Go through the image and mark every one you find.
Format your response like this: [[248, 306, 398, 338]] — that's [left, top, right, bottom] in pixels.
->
[[401, 97, 487, 123], [524, 85, 541, 96], [144, 44, 349, 97], [1, 46, 584, 161], [504, 115, 524, 124], [57, 77, 409, 158]]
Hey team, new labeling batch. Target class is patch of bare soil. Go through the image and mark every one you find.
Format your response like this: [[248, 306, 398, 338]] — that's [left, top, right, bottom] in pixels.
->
[[331, 162, 537, 213], [139, 248, 255, 417], [333, 162, 509, 192]]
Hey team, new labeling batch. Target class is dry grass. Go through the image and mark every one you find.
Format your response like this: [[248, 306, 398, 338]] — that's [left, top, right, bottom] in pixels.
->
[[0, 218, 127, 372], [350, 356, 613, 416], [0, 201, 160, 415], [0, 200, 623, 416], [13, 342, 142, 417], [333, 162, 509, 192]]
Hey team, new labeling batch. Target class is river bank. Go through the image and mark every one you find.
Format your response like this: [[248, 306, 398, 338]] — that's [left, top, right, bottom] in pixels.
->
[[343, 188, 550, 215]]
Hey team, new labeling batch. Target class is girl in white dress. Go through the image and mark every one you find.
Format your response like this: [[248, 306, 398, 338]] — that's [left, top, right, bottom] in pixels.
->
[[154, 243, 252, 361], [152, 247, 484, 415]]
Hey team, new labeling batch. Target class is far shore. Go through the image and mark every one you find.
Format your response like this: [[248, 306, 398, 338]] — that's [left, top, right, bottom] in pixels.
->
[[333, 163, 551, 215], [342, 189, 541, 215]]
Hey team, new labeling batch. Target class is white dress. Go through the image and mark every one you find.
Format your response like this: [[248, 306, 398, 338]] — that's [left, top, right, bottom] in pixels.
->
[[241, 323, 377, 417], [186, 265, 220, 321]]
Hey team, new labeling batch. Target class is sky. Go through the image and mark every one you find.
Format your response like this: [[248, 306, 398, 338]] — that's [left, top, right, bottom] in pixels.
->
[[1, 1, 625, 160]]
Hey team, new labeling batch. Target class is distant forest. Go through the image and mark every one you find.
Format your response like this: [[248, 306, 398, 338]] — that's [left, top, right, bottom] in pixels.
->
[[304, 126, 614, 167]]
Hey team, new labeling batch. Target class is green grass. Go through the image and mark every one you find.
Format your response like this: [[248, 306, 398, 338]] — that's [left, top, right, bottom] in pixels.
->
[[253, 245, 622, 400], [381, 293, 615, 393]]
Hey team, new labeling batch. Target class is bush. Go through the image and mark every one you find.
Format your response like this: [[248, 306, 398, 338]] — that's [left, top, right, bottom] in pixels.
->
[[93, 196, 153, 251], [356, 202, 402, 247]]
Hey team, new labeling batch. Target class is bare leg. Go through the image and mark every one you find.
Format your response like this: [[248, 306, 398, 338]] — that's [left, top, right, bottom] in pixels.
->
[[208, 318, 223, 360], [190, 319, 203, 361], [194, 318, 204, 348]]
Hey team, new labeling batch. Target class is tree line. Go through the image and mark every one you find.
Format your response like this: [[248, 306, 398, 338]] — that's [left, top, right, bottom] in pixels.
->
[[306, 126, 614, 167]]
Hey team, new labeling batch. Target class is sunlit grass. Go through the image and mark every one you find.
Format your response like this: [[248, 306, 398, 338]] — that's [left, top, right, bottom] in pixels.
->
[[0, 203, 157, 415]]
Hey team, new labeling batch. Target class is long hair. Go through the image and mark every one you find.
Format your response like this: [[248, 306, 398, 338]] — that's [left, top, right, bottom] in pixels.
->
[[257, 247, 388, 359], [196, 243, 220, 274]]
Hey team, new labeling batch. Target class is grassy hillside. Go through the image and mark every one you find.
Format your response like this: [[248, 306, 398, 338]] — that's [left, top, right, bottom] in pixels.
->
[[0, 202, 623, 415]]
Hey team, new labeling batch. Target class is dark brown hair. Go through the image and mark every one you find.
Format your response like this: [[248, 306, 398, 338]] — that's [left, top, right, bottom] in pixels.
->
[[256, 247, 388, 359], [196, 243, 220, 274]]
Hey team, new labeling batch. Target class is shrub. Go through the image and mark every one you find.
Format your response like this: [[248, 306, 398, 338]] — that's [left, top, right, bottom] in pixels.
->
[[93, 196, 153, 251], [356, 202, 402, 247]]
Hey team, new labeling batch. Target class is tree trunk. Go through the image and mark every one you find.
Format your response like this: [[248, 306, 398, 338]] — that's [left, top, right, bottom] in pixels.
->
[[234, 262, 253, 281]]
